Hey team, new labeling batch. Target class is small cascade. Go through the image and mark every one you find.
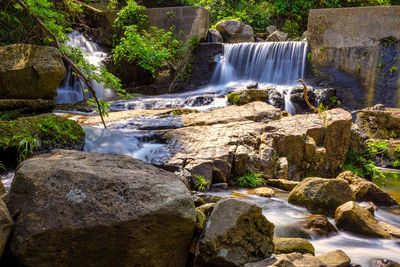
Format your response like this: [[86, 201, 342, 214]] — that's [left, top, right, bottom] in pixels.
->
[[56, 31, 111, 104], [211, 42, 308, 113], [212, 42, 308, 85]]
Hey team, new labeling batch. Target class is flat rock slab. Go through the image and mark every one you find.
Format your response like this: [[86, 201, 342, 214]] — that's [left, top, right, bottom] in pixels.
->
[[182, 101, 281, 126], [4, 149, 196, 267]]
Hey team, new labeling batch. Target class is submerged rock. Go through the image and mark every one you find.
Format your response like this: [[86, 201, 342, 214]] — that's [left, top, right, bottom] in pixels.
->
[[370, 258, 400, 267], [273, 237, 315, 255], [4, 150, 196, 266], [245, 250, 350, 267], [336, 171, 398, 206], [288, 177, 355, 216], [300, 215, 338, 237], [216, 20, 254, 43], [247, 187, 275, 197], [196, 198, 274, 266], [0, 44, 66, 100], [335, 201, 400, 239]]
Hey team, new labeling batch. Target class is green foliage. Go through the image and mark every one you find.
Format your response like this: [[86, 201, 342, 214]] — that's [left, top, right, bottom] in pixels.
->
[[343, 147, 386, 186], [0, 161, 6, 171], [194, 175, 210, 192], [329, 96, 341, 106], [113, 0, 147, 31], [227, 93, 239, 105], [236, 172, 265, 188], [390, 65, 397, 74], [317, 103, 329, 126], [185, 0, 390, 36], [113, 25, 185, 77]]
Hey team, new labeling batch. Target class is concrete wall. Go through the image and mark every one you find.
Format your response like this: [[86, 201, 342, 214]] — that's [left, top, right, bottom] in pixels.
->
[[307, 6, 400, 108], [141, 6, 210, 43]]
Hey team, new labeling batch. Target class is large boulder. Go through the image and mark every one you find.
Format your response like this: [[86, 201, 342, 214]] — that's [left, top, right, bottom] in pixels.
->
[[216, 20, 254, 43], [0, 199, 13, 257], [196, 198, 275, 266], [336, 171, 398, 206], [4, 150, 196, 266], [0, 44, 66, 100], [244, 250, 350, 267], [288, 177, 355, 216], [273, 237, 315, 255], [335, 201, 400, 239]]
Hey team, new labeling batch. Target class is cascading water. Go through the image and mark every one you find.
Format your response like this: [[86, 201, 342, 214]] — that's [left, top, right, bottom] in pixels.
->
[[56, 31, 112, 104], [212, 42, 308, 114]]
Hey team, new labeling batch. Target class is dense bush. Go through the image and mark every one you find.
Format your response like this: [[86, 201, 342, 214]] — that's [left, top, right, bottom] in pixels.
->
[[183, 0, 394, 37]]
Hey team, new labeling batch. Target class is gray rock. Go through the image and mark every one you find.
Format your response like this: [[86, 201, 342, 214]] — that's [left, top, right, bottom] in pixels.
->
[[216, 20, 254, 43], [4, 150, 196, 266], [266, 25, 277, 35], [208, 29, 223, 43], [196, 198, 274, 266]]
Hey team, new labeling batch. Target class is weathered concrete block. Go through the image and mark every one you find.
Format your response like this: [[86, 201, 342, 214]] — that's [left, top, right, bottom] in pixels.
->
[[307, 7, 400, 108]]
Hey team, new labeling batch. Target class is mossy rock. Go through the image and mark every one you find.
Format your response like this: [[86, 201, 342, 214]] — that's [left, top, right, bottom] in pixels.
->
[[0, 114, 85, 168], [0, 99, 55, 120], [273, 237, 315, 255]]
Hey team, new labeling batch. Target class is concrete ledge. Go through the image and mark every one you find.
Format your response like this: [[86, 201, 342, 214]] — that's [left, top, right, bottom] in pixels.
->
[[308, 6, 400, 48]]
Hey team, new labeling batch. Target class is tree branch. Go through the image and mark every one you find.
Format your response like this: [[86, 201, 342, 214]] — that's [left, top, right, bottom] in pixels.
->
[[17, 0, 107, 128], [297, 78, 318, 113]]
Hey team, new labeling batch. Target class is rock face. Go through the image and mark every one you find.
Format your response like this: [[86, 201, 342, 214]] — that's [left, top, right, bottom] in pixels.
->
[[0, 199, 12, 257], [216, 20, 254, 43], [288, 177, 355, 216], [335, 201, 400, 239], [261, 108, 352, 179], [273, 237, 315, 255], [164, 102, 281, 186], [336, 171, 398, 206], [4, 150, 196, 266], [196, 198, 274, 266], [355, 107, 400, 139], [208, 29, 223, 43], [244, 250, 350, 267], [0, 99, 56, 120], [227, 89, 269, 105], [0, 44, 66, 100]]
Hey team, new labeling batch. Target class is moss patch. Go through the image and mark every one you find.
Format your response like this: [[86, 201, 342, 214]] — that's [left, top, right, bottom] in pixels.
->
[[0, 114, 85, 168]]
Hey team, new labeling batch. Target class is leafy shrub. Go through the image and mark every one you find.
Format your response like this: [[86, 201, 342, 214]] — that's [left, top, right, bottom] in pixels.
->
[[195, 175, 210, 192], [236, 172, 265, 188]]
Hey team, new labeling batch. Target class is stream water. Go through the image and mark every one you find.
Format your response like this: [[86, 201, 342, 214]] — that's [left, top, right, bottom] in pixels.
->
[[2, 31, 399, 265]]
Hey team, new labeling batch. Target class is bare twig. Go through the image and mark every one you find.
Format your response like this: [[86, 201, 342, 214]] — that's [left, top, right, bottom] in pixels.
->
[[17, 0, 107, 128], [297, 78, 318, 113]]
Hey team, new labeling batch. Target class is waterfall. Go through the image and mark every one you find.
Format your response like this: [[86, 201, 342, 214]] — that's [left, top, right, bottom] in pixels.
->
[[211, 42, 308, 114], [212, 42, 308, 85], [56, 31, 112, 104]]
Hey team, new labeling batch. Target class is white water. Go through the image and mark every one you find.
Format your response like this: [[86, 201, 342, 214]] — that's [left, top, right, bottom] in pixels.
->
[[208, 189, 400, 266], [56, 31, 113, 104], [211, 42, 308, 86]]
